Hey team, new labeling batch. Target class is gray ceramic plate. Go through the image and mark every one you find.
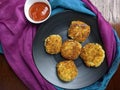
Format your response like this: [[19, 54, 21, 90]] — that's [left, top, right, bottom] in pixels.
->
[[33, 10, 108, 89]]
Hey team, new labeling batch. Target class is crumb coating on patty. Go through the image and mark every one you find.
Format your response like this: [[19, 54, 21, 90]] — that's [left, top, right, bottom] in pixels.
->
[[68, 21, 90, 42], [45, 35, 62, 54], [57, 60, 78, 82], [61, 40, 82, 60], [80, 43, 105, 67]]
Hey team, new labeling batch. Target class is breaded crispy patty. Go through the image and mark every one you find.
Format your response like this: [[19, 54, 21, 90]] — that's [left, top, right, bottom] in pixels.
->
[[61, 40, 82, 60], [80, 43, 105, 67], [68, 21, 90, 42], [57, 60, 78, 82], [44, 35, 62, 54]]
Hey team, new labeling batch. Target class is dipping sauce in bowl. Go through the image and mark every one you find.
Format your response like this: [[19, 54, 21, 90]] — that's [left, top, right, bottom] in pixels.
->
[[24, 0, 51, 24], [29, 2, 50, 21]]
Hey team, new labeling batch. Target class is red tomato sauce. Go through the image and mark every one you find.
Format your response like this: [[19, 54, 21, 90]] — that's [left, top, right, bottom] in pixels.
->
[[29, 2, 50, 21]]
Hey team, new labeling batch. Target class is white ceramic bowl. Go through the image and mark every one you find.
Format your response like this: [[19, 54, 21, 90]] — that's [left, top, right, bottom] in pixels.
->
[[24, 0, 51, 24]]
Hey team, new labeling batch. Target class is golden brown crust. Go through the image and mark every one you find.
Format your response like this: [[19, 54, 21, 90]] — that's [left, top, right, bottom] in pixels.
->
[[80, 43, 105, 67], [44, 35, 62, 54], [61, 40, 82, 60], [68, 21, 90, 42], [57, 60, 78, 82]]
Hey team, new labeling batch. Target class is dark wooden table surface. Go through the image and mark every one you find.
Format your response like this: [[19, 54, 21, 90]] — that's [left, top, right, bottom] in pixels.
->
[[0, 0, 120, 90]]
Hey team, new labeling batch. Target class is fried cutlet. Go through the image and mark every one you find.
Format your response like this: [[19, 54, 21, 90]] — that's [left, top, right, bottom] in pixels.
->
[[80, 43, 105, 67], [68, 21, 90, 42], [44, 34, 62, 54], [61, 39, 82, 60], [57, 60, 78, 82]]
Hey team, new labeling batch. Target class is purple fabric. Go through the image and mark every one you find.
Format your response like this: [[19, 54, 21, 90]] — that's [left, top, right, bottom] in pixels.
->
[[0, 0, 55, 90], [0, 0, 116, 90], [82, 0, 116, 67]]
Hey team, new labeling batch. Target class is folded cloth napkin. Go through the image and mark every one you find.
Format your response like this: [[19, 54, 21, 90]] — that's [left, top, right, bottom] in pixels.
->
[[0, 0, 119, 90]]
